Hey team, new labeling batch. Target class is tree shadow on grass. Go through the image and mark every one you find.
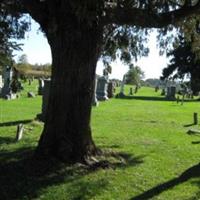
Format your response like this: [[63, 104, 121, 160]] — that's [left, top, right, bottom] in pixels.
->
[[117, 95, 169, 101], [117, 95, 199, 102], [0, 136, 15, 145], [184, 123, 196, 127], [0, 119, 32, 127], [0, 147, 144, 200], [192, 141, 200, 144], [130, 163, 200, 200]]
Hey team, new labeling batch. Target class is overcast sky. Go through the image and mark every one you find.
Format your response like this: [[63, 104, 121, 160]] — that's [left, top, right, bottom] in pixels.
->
[[14, 19, 169, 80]]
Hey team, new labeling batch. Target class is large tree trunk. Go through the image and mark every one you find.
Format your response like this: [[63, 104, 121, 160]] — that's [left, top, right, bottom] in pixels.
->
[[191, 72, 200, 96], [35, 21, 102, 163]]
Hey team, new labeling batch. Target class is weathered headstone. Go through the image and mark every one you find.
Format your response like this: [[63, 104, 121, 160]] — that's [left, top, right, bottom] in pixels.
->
[[16, 124, 24, 141], [166, 86, 176, 100], [92, 76, 99, 106], [38, 78, 44, 95], [107, 81, 114, 98], [0, 75, 3, 93], [37, 79, 51, 122], [96, 76, 108, 101], [118, 76, 125, 97], [1, 66, 16, 99], [27, 91, 36, 98], [155, 86, 159, 92], [194, 112, 198, 125], [129, 87, 133, 95], [161, 88, 166, 96], [134, 85, 138, 94], [0, 75, 3, 87]]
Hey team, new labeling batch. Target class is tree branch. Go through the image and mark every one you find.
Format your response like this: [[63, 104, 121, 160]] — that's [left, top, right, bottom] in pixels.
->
[[19, 0, 48, 26], [1, 0, 48, 28], [104, 1, 200, 28]]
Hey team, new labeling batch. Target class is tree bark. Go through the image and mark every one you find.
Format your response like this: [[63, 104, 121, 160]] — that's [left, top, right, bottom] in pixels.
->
[[35, 21, 102, 163], [191, 72, 200, 96]]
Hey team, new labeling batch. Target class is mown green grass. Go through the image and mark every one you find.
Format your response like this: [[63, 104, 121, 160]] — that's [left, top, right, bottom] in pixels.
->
[[0, 82, 200, 200]]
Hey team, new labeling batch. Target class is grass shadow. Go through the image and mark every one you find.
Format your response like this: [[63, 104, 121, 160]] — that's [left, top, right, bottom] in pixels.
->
[[0, 147, 144, 200], [117, 95, 199, 102], [0, 136, 15, 145], [192, 141, 200, 144], [130, 163, 200, 200], [184, 123, 195, 127], [0, 119, 32, 127]]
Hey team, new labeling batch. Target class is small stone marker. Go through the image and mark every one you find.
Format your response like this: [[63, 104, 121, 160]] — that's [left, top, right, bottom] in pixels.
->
[[27, 91, 35, 98], [38, 78, 44, 95], [0, 75, 3, 90], [187, 129, 200, 135], [92, 76, 99, 106], [134, 86, 138, 94], [129, 87, 133, 95], [155, 86, 159, 92], [107, 81, 114, 98], [194, 112, 198, 125], [16, 124, 24, 141], [176, 96, 180, 104], [161, 88, 165, 96], [181, 94, 185, 105]]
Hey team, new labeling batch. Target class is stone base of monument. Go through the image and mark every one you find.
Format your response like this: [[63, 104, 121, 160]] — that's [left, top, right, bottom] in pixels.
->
[[97, 93, 108, 101], [116, 92, 125, 98], [3, 93, 17, 100]]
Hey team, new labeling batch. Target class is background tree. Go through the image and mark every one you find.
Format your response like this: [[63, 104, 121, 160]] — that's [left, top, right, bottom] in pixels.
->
[[1, 0, 200, 163], [161, 36, 200, 95], [0, 3, 29, 73], [125, 64, 144, 87], [17, 54, 28, 65]]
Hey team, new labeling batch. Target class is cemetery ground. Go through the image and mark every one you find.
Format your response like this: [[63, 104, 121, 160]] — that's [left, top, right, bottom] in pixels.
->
[[0, 81, 200, 200]]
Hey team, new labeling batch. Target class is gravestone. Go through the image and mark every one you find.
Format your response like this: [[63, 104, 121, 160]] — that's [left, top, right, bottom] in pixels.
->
[[161, 88, 165, 96], [129, 87, 133, 95], [166, 86, 176, 100], [37, 79, 51, 122], [38, 78, 44, 95], [27, 91, 36, 98], [0, 75, 3, 93], [155, 86, 159, 92], [1, 66, 16, 99], [107, 81, 114, 98], [118, 77, 125, 97], [92, 76, 99, 106], [96, 76, 108, 101]]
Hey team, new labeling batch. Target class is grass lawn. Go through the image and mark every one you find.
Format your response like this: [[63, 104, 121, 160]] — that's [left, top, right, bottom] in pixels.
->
[[0, 81, 200, 200]]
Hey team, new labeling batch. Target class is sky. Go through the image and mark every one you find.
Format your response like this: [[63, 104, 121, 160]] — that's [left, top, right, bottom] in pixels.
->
[[14, 19, 169, 80]]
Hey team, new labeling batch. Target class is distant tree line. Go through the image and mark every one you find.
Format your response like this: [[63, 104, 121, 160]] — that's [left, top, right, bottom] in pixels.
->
[[14, 54, 51, 78]]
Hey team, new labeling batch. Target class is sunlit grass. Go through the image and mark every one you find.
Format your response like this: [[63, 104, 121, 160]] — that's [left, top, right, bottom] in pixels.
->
[[0, 83, 199, 200]]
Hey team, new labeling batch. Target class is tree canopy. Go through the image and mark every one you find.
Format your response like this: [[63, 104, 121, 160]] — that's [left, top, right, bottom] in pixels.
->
[[161, 36, 200, 94], [1, 0, 200, 163], [125, 64, 144, 86], [1, 1, 200, 67]]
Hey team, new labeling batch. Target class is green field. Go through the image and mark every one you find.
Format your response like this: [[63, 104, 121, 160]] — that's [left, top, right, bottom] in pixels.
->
[[0, 81, 200, 200]]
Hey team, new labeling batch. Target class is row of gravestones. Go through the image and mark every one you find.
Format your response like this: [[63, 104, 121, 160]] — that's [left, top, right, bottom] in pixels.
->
[[37, 76, 116, 122]]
